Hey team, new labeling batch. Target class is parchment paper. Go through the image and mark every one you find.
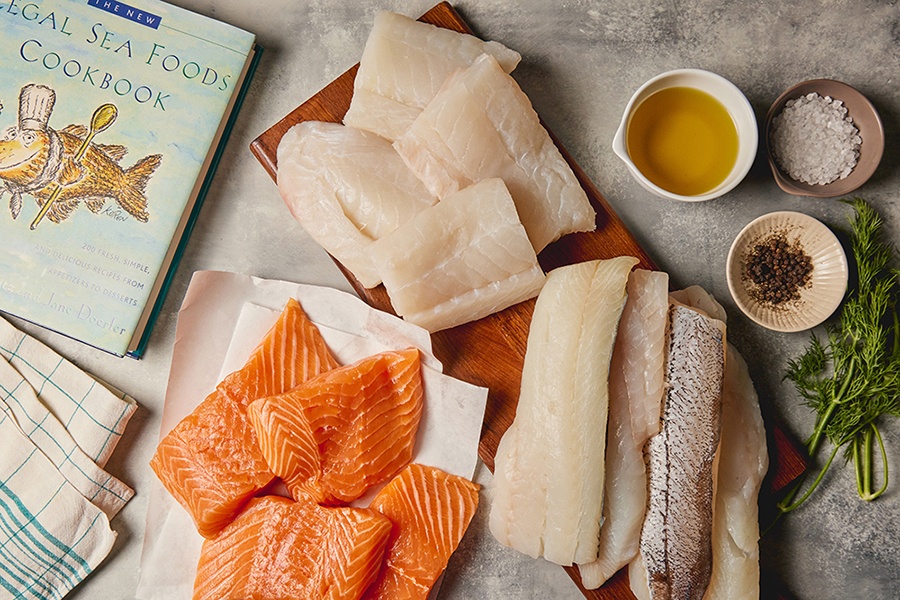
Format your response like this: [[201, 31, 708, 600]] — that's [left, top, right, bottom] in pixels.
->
[[136, 271, 488, 600]]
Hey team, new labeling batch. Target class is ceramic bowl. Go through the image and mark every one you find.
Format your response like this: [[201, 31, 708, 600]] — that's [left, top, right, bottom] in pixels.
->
[[612, 68, 758, 202], [726, 211, 848, 332], [765, 79, 884, 198]]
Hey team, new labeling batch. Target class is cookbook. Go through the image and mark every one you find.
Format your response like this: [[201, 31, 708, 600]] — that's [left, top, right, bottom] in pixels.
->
[[0, 0, 260, 357]]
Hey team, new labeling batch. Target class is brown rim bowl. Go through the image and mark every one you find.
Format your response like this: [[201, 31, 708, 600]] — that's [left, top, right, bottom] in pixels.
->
[[765, 79, 884, 198]]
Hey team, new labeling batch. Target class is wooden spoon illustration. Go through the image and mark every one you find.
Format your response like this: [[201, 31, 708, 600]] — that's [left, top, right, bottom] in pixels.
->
[[30, 103, 119, 230]]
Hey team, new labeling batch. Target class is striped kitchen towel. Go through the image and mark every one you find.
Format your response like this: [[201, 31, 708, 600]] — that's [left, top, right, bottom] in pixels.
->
[[0, 317, 137, 599]]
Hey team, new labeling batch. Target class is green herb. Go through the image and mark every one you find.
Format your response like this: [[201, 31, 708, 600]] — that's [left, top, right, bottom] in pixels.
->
[[779, 198, 900, 513]]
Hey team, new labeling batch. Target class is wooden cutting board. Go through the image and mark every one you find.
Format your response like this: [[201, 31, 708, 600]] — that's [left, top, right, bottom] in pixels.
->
[[249, 3, 807, 597]]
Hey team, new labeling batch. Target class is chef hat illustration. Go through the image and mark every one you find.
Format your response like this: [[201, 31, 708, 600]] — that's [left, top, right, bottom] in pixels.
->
[[18, 84, 55, 131]]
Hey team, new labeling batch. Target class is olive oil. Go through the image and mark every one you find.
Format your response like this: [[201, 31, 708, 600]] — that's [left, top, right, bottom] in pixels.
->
[[626, 87, 739, 196]]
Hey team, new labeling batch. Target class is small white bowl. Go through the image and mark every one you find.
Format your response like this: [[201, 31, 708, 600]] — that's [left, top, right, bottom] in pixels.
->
[[726, 211, 848, 332], [613, 68, 758, 202]]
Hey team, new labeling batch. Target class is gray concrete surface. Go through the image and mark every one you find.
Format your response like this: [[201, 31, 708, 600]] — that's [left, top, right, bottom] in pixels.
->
[[15, 1, 897, 598]]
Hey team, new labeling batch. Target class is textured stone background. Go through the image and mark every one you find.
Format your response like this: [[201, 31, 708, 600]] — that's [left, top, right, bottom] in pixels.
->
[[28, 1, 898, 599]]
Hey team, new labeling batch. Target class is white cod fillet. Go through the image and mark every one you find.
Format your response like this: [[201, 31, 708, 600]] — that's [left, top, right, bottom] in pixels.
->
[[635, 304, 725, 600], [703, 345, 768, 600], [276, 121, 437, 288], [490, 256, 638, 566], [394, 53, 597, 253], [578, 269, 669, 590], [368, 177, 545, 332], [343, 11, 521, 142]]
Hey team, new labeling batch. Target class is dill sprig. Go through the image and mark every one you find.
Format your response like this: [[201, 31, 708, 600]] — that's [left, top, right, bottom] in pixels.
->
[[779, 198, 900, 513]]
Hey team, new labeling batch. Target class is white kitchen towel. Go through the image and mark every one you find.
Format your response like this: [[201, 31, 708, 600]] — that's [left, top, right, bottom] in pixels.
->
[[0, 358, 134, 519], [0, 411, 118, 600], [0, 316, 137, 467]]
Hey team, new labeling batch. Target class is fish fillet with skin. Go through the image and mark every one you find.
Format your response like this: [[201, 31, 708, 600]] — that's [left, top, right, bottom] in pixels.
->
[[633, 303, 725, 600], [363, 464, 480, 599], [369, 177, 545, 332], [247, 348, 424, 505], [393, 53, 596, 253], [490, 256, 637, 566], [192, 496, 391, 600], [343, 11, 521, 142], [578, 269, 668, 589], [150, 298, 340, 538], [670, 286, 768, 600], [277, 121, 437, 288]]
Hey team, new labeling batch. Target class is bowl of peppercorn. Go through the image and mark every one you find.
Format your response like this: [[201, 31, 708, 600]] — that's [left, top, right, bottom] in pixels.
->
[[726, 211, 848, 332]]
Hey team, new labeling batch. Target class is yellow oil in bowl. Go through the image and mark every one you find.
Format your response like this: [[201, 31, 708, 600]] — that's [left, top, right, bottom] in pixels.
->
[[626, 86, 739, 196]]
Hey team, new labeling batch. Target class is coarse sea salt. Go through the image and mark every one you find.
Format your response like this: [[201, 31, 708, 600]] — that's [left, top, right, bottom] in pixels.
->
[[770, 92, 861, 185]]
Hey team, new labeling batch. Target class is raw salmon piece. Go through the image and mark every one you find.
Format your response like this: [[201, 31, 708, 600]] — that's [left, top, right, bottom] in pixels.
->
[[363, 464, 480, 599], [218, 297, 341, 408], [247, 348, 424, 505], [193, 496, 392, 600], [150, 298, 340, 538]]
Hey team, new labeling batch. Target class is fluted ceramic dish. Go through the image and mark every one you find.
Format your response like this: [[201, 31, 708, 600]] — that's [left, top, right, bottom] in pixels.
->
[[727, 211, 848, 332]]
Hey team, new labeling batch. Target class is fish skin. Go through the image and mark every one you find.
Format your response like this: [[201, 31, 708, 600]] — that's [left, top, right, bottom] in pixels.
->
[[192, 496, 392, 600], [490, 257, 637, 566], [579, 269, 669, 589], [363, 464, 480, 599], [277, 121, 437, 288], [343, 11, 521, 142], [638, 304, 725, 600], [393, 53, 596, 253], [247, 348, 424, 505], [369, 177, 545, 332], [0, 124, 160, 223]]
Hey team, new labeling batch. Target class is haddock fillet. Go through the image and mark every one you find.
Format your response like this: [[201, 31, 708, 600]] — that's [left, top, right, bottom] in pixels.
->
[[369, 177, 545, 332], [343, 11, 521, 142], [490, 257, 637, 566], [578, 269, 668, 589], [393, 53, 596, 253], [363, 464, 480, 599], [247, 348, 424, 505], [150, 299, 340, 538], [277, 121, 437, 288], [633, 304, 725, 600], [192, 496, 391, 600]]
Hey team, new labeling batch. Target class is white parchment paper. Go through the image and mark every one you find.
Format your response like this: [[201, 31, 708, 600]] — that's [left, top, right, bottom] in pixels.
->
[[136, 271, 488, 600]]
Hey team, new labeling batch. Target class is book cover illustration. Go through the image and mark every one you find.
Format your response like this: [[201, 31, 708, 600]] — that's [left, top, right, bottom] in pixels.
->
[[0, 0, 256, 356], [1, 83, 162, 228]]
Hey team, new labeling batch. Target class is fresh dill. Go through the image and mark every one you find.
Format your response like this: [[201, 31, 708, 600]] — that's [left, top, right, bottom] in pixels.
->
[[779, 198, 900, 513]]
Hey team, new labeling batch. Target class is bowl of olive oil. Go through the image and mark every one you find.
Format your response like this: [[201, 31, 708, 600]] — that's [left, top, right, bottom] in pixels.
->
[[613, 69, 758, 202]]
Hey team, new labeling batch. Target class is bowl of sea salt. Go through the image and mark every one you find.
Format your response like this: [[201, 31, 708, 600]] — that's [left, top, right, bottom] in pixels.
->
[[765, 79, 883, 198]]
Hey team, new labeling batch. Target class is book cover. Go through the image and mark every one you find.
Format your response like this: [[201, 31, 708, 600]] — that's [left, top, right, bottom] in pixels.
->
[[0, 0, 257, 356]]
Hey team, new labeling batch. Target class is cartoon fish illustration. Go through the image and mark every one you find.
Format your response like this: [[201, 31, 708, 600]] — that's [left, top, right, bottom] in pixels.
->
[[0, 84, 161, 224]]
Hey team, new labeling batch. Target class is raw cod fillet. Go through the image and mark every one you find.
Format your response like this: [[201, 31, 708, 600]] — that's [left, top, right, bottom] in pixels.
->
[[704, 345, 768, 600], [192, 496, 391, 600], [369, 177, 545, 332], [578, 269, 669, 589], [393, 53, 596, 253], [490, 256, 638, 566], [150, 298, 340, 538], [277, 121, 437, 288], [343, 11, 521, 142], [633, 304, 725, 600], [247, 348, 424, 505], [363, 464, 480, 599]]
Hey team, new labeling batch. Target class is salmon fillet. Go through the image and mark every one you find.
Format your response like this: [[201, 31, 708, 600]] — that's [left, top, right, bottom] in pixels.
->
[[247, 348, 424, 505], [150, 298, 340, 538], [363, 464, 480, 599], [193, 496, 392, 600]]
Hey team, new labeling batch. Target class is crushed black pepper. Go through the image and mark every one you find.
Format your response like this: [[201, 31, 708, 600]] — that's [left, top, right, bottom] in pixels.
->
[[745, 232, 813, 306]]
